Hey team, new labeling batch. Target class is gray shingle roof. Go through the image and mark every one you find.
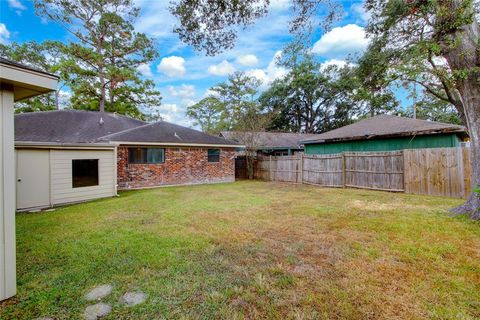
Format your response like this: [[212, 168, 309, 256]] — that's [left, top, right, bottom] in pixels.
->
[[15, 110, 240, 146], [301, 115, 467, 144], [221, 131, 320, 149], [15, 110, 145, 143], [101, 121, 240, 146]]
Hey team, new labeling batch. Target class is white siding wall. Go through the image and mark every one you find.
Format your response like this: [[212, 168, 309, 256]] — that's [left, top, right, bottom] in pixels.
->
[[50, 149, 116, 205]]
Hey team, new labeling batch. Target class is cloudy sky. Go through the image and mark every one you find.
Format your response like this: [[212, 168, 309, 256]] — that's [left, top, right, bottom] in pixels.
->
[[0, 0, 381, 127]]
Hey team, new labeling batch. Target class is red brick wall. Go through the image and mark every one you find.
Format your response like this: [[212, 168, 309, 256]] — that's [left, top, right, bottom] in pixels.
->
[[117, 146, 235, 189]]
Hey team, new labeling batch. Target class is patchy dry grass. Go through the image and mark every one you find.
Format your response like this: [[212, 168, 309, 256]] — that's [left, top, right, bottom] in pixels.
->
[[1, 181, 480, 319]]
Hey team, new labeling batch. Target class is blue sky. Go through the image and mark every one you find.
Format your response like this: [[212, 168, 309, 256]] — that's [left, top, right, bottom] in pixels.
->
[[0, 0, 406, 127]]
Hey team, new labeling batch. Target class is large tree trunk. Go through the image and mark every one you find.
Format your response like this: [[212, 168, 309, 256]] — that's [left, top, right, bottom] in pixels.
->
[[440, 3, 480, 218]]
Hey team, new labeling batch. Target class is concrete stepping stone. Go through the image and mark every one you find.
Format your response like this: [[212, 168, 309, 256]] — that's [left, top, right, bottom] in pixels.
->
[[84, 303, 111, 320], [121, 291, 147, 307], [85, 284, 113, 301]]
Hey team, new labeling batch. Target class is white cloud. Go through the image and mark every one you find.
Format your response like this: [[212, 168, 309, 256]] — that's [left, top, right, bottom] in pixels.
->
[[208, 60, 236, 76], [168, 84, 196, 99], [8, 0, 26, 11], [245, 50, 287, 89], [0, 23, 10, 44], [159, 103, 178, 113], [137, 63, 153, 77], [269, 0, 290, 11], [351, 3, 370, 23], [157, 56, 186, 77], [320, 59, 351, 70], [237, 54, 259, 67], [203, 88, 220, 98], [312, 24, 370, 58]]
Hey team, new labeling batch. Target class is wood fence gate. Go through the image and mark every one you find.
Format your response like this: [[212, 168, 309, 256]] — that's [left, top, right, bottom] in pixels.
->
[[254, 147, 472, 198]]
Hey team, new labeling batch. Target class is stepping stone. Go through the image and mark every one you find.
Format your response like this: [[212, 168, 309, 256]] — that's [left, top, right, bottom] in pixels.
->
[[84, 303, 111, 320], [121, 291, 147, 307], [85, 284, 113, 301]]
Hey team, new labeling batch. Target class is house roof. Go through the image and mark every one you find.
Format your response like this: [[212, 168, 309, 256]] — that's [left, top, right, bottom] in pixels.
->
[[101, 121, 240, 146], [15, 110, 146, 144], [15, 110, 240, 147], [221, 131, 320, 149], [301, 115, 467, 144]]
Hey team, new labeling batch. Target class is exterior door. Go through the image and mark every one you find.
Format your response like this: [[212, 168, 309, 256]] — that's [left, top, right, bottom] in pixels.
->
[[16, 149, 50, 210]]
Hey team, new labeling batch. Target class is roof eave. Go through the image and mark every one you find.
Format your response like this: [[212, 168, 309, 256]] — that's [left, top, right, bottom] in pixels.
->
[[110, 141, 243, 148], [301, 128, 467, 144], [15, 141, 116, 149]]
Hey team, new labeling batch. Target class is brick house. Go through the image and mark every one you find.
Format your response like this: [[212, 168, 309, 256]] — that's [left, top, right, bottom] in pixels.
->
[[14, 110, 240, 210]]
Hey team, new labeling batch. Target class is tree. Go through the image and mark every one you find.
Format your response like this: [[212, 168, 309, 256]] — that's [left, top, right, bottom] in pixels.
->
[[170, 0, 339, 56], [405, 95, 462, 125], [0, 41, 68, 112], [186, 96, 224, 134], [34, 0, 161, 119], [260, 56, 364, 133], [365, 0, 480, 218], [188, 72, 263, 134], [355, 38, 400, 117], [187, 72, 269, 178]]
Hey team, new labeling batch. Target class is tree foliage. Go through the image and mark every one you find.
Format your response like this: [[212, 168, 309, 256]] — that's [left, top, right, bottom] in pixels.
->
[[260, 48, 399, 134], [33, 0, 161, 119], [0, 41, 68, 112], [170, 0, 339, 56], [187, 72, 264, 134]]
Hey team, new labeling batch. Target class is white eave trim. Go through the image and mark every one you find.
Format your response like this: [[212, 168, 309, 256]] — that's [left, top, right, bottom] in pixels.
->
[[15, 141, 116, 150]]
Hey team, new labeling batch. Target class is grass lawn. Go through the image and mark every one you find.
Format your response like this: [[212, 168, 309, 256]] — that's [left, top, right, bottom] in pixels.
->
[[1, 181, 480, 319]]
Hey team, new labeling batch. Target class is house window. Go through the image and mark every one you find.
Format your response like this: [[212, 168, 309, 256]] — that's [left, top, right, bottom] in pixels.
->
[[207, 149, 220, 162], [72, 159, 99, 188], [128, 148, 165, 164]]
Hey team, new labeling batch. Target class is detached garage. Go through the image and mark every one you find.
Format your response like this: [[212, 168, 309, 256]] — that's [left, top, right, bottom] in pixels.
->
[[15, 146, 117, 210], [14, 110, 144, 211]]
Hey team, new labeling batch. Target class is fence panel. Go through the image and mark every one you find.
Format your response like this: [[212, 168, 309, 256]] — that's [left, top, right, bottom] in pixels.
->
[[302, 154, 343, 187], [404, 147, 470, 198], [344, 151, 404, 192], [255, 156, 301, 183], [253, 147, 471, 198]]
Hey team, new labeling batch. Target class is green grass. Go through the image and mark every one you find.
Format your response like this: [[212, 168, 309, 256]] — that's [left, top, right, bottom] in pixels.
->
[[1, 181, 480, 319]]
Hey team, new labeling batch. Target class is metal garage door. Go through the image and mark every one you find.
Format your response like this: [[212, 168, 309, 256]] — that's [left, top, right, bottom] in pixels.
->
[[16, 149, 50, 210]]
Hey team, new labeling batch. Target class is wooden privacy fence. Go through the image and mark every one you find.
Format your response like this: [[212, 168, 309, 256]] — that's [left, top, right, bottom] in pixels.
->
[[254, 147, 472, 198]]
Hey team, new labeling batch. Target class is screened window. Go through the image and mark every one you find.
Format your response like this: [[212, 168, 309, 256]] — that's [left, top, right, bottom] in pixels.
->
[[207, 149, 220, 162], [72, 159, 99, 188], [128, 148, 165, 164]]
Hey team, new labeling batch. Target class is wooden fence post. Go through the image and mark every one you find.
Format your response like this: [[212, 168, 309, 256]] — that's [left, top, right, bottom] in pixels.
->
[[342, 153, 346, 188], [269, 155, 272, 181], [299, 153, 303, 184], [402, 150, 406, 194]]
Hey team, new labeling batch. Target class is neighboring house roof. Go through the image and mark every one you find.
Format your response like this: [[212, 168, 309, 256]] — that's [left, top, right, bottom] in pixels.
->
[[101, 121, 240, 146], [221, 131, 320, 149], [301, 115, 467, 144], [15, 110, 240, 147]]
